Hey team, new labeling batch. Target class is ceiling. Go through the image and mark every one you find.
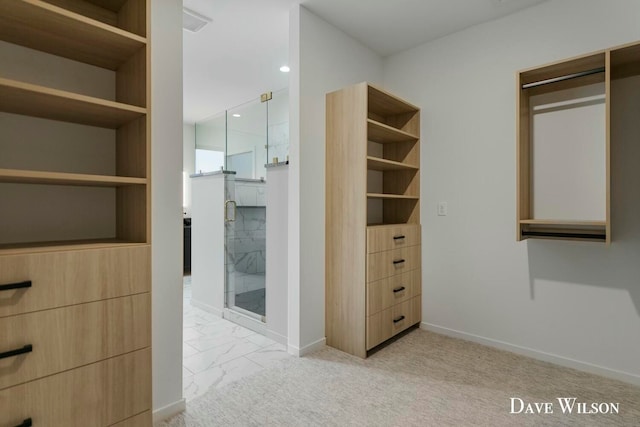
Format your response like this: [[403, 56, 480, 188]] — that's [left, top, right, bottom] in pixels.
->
[[183, 0, 548, 123]]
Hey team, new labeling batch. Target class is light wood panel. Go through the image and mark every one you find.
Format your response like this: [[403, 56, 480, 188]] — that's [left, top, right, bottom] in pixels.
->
[[519, 219, 606, 226], [117, 116, 147, 178], [0, 168, 146, 187], [367, 119, 418, 143], [367, 269, 420, 315], [367, 84, 419, 118], [325, 82, 369, 358], [112, 411, 152, 427], [367, 193, 418, 200], [0, 0, 146, 70], [0, 245, 150, 317], [0, 348, 151, 427], [116, 184, 148, 243], [0, 293, 150, 389], [117, 0, 147, 37], [0, 77, 146, 129], [367, 224, 420, 253], [366, 296, 420, 350], [366, 156, 417, 172], [516, 70, 530, 242], [116, 47, 147, 107], [44, 0, 118, 25], [381, 198, 420, 225], [519, 52, 605, 86], [367, 245, 421, 283], [0, 240, 146, 255], [605, 51, 611, 246], [382, 169, 419, 197]]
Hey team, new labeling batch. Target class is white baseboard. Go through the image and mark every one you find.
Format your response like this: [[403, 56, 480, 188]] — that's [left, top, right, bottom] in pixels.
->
[[190, 299, 223, 317], [421, 322, 640, 386], [265, 329, 288, 346], [153, 398, 186, 423], [288, 337, 326, 357]]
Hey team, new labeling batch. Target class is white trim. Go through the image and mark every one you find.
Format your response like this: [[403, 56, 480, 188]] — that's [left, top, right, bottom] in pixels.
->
[[421, 322, 640, 386], [190, 299, 224, 317], [224, 308, 267, 335], [153, 398, 186, 423], [288, 337, 326, 357], [265, 329, 288, 346]]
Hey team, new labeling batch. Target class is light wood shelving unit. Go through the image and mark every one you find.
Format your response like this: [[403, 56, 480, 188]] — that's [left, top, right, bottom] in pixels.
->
[[326, 82, 421, 358], [517, 40, 640, 244], [0, 0, 151, 425]]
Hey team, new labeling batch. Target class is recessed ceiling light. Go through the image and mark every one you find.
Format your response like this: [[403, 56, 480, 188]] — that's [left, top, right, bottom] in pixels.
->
[[232, 114, 241, 118], [280, 65, 290, 73]]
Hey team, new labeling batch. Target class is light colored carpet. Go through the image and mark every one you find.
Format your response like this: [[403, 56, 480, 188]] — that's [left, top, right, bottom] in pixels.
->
[[157, 328, 640, 426]]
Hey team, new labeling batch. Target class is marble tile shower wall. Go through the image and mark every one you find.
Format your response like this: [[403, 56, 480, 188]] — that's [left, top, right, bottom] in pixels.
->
[[233, 182, 266, 294]]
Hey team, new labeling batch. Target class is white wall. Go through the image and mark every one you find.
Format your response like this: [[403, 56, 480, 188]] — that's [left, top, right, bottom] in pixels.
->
[[383, 0, 640, 384], [289, 5, 384, 354], [183, 123, 195, 216], [151, 0, 185, 419]]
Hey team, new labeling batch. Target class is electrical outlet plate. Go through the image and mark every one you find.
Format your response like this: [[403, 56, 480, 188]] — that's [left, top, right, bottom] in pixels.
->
[[438, 201, 448, 216]]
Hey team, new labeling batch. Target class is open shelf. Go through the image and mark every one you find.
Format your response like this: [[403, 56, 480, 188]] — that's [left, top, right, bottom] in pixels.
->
[[367, 119, 418, 144], [0, 0, 146, 70], [0, 77, 146, 128], [368, 84, 420, 117], [0, 168, 147, 187], [367, 156, 418, 171], [367, 193, 419, 200]]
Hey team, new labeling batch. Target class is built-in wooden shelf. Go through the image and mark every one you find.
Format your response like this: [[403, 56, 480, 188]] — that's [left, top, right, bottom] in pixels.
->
[[367, 156, 418, 171], [0, 77, 146, 128], [367, 193, 419, 200], [0, 0, 146, 70], [367, 119, 418, 144], [368, 84, 420, 117], [0, 168, 147, 187], [0, 239, 149, 255]]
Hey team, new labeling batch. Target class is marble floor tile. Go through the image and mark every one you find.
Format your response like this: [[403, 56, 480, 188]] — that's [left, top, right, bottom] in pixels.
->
[[183, 340, 261, 374], [244, 333, 277, 348], [183, 327, 204, 341], [183, 367, 193, 379], [183, 342, 200, 358], [244, 343, 292, 368], [183, 356, 264, 401]]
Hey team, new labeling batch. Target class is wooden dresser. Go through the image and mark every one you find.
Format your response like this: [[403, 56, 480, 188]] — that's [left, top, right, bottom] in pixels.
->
[[326, 82, 422, 358], [0, 0, 152, 425]]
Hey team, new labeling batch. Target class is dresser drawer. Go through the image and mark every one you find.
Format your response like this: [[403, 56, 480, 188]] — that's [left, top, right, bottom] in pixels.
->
[[0, 348, 151, 427], [112, 411, 152, 427], [0, 293, 150, 390], [367, 224, 420, 254], [367, 269, 420, 316], [367, 245, 420, 283], [366, 296, 421, 350], [0, 245, 150, 318]]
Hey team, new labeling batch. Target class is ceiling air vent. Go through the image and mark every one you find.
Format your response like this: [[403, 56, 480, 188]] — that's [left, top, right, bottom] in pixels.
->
[[183, 7, 212, 33]]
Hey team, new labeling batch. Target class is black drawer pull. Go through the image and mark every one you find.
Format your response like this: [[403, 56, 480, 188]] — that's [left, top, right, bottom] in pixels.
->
[[393, 235, 405, 240], [393, 315, 406, 324], [14, 419, 32, 427], [0, 280, 31, 292], [0, 344, 33, 360], [393, 286, 406, 293], [393, 259, 405, 265]]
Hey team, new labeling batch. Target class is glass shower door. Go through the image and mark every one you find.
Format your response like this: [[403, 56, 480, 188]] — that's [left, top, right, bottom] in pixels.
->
[[225, 98, 267, 321]]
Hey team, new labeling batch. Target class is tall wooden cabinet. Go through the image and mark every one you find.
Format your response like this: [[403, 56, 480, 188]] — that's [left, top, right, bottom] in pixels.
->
[[0, 0, 152, 425], [326, 82, 421, 358]]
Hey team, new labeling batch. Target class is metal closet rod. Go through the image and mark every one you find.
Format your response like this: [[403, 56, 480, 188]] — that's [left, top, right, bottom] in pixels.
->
[[522, 67, 605, 89]]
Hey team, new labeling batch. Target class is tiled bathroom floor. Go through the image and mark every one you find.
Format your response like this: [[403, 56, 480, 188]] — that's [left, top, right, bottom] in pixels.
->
[[182, 276, 291, 401]]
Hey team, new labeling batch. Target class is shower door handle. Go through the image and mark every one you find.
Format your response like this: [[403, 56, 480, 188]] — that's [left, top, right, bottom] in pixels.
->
[[225, 200, 237, 222]]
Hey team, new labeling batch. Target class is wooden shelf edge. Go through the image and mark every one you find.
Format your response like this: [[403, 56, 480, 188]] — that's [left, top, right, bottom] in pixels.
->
[[366, 156, 418, 171], [367, 119, 419, 140], [367, 193, 419, 200], [0, 77, 147, 128], [0, 0, 146, 71], [0, 240, 149, 256], [519, 219, 606, 227], [0, 168, 147, 187]]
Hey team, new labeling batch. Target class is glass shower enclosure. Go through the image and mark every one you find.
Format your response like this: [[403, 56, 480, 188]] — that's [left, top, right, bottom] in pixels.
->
[[195, 88, 288, 323]]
